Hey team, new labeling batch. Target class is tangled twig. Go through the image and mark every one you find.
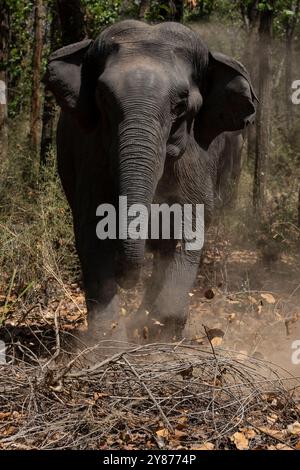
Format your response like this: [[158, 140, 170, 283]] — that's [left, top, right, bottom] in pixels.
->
[[0, 338, 299, 450]]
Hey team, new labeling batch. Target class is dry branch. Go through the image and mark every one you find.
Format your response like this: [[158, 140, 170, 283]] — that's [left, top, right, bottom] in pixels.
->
[[0, 338, 299, 450]]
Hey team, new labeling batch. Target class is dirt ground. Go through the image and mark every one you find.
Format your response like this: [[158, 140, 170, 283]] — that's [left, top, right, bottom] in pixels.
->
[[1, 229, 300, 450], [188, 240, 300, 375], [2, 229, 300, 375]]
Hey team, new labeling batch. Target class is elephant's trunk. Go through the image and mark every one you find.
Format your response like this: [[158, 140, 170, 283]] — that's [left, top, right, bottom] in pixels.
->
[[116, 112, 164, 287]]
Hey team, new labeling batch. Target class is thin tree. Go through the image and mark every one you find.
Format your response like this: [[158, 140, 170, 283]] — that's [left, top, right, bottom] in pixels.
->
[[29, 0, 45, 150], [0, 2, 9, 162], [171, 0, 184, 21], [40, 4, 60, 166], [253, 2, 274, 213], [57, 0, 86, 45], [146, 0, 184, 21], [298, 184, 300, 227], [40, 0, 86, 166], [240, 0, 260, 162]]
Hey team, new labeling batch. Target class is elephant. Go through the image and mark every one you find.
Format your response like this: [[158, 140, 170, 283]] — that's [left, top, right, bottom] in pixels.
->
[[211, 130, 245, 209], [45, 20, 257, 343]]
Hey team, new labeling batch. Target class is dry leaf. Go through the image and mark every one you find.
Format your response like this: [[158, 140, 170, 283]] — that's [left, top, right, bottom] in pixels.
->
[[267, 413, 278, 425], [180, 365, 194, 380], [258, 426, 285, 440], [3, 426, 16, 436], [152, 319, 164, 326], [230, 432, 249, 450], [257, 304, 263, 315], [176, 416, 188, 430], [227, 313, 236, 323], [93, 392, 109, 401], [206, 328, 225, 345], [248, 296, 258, 305], [204, 288, 215, 300], [240, 427, 256, 439], [245, 429, 256, 439], [156, 428, 169, 438], [261, 293, 276, 304], [295, 440, 300, 450], [174, 429, 187, 439], [190, 442, 214, 450], [211, 336, 223, 347], [287, 421, 300, 435]]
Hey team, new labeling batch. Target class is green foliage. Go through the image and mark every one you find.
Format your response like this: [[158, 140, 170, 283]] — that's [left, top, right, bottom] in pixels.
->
[[4, 0, 34, 117], [82, 0, 122, 36], [143, 1, 170, 21], [185, 0, 217, 21], [185, 1, 241, 23]]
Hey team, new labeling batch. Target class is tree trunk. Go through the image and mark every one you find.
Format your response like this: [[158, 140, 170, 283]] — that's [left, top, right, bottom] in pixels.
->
[[57, 0, 86, 45], [240, 1, 260, 164], [298, 184, 300, 228], [159, 1, 184, 21], [40, 5, 60, 166], [253, 5, 273, 214], [0, 3, 9, 163], [40, 89, 57, 166], [285, 32, 293, 134], [284, 1, 300, 136], [171, 0, 184, 21], [40, 0, 86, 166], [29, 0, 45, 150], [246, 19, 259, 164]]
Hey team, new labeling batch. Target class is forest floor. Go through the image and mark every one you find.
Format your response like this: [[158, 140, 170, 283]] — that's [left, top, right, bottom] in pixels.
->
[[1, 231, 300, 450]]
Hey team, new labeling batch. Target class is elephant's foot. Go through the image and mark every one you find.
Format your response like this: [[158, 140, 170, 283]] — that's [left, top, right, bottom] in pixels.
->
[[127, 306, 187, 344], [74, 314, 128, 366], [73, 295, 128, 365]]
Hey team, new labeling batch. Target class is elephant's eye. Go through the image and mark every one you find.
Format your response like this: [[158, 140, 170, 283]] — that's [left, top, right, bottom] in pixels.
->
[[173, 99, 188, 116]]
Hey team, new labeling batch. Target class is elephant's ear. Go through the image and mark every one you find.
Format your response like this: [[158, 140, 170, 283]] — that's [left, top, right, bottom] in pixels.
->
[[45, 39, 98, 130], [196, 51, 258, 150]]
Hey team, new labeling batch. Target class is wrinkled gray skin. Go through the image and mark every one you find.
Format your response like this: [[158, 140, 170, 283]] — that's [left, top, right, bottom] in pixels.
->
[[211, 131, 245, 209], [46, 20, 257, 342]]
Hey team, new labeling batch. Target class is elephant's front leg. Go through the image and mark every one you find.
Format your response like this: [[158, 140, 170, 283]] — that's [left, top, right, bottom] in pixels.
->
[[131, 241, 201, 342], [76, 231, 126, 346]]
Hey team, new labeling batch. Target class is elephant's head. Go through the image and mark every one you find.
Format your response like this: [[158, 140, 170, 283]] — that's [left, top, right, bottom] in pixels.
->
[[45, 20, 257, 285]]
